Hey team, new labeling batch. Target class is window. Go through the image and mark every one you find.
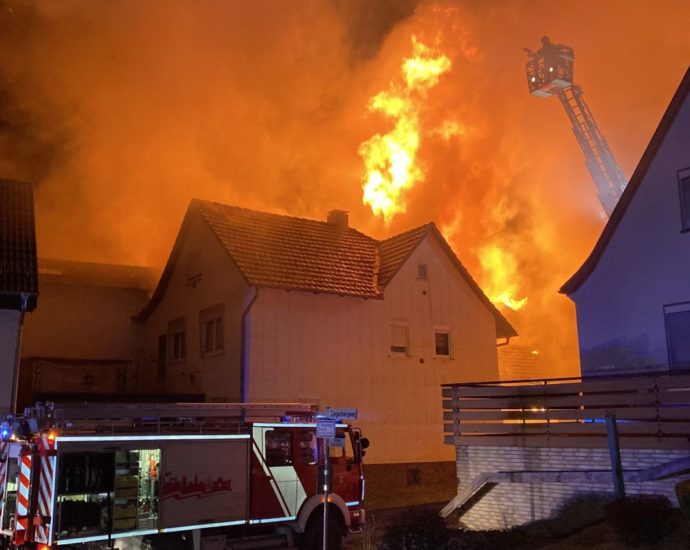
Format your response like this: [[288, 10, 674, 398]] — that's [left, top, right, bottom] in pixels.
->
[[299, 430, 318, 465], [157, 335, 167, 382], [168, 318, 186, 362], [665, 302, 690, 372], [186, 249, 202, 287], [679, 169, 690, 232], [199, 304, 224, 357], [265, 430, 293, 467], [407, 467, 422, 486], [390, 323, 408, 355], [434, 327, 451, 357], [417, 263, 428, 279], [328, 429, 355, 463]]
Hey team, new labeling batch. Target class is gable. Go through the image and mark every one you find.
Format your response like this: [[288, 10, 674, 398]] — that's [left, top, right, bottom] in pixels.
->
[[381, 225, 517, 339], [561, 66, 690, 295], [137, 200, 516, 339]]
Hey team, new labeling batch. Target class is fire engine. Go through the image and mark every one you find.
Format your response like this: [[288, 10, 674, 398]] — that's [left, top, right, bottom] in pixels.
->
[[0, 402, 368, 549]]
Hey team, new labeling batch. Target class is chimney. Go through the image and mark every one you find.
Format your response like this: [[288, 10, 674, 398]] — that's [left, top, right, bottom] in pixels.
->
[[327, 209, 349, 228]]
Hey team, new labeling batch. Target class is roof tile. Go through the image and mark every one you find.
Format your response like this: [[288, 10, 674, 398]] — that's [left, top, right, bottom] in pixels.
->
[[0, 179, 38, 310]]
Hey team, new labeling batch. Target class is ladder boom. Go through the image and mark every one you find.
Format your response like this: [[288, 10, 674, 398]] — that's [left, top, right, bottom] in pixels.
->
[[525, 36, 627, 216], [558, 85, 628, 216]]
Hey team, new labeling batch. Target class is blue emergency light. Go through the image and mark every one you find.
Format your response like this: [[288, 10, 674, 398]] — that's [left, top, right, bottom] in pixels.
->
[[0, 424, 11, 441]]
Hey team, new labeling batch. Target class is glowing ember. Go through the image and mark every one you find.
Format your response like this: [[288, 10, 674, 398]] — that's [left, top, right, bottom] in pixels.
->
[[478, 244, 528, 311], [359, 37, 451, 223]]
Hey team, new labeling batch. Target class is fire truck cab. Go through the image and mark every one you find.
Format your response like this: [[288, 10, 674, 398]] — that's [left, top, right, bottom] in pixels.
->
[[0, 403, 368, 550]]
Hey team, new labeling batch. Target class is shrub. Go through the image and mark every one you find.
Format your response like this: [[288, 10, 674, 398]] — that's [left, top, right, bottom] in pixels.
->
[[605, 494, 674, 546], [522, 492, 611, 539], [378, 507, 450, 550], [445, 528, 525, 550]]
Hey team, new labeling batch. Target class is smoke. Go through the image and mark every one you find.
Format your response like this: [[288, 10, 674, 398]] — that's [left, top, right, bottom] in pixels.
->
[[1, 0, 690, 375]]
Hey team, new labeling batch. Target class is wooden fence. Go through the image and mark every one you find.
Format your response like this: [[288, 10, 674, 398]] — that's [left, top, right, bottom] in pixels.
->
[[442, 371, 690, 449]]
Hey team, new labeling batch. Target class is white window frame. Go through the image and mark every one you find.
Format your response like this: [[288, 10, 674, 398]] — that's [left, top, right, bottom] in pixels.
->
[[390, 322, 409, 356], [433, 326, 452, 359], [199, 304, 225, 358]]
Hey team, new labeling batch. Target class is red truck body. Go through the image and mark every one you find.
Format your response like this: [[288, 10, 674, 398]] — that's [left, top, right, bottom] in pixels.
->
[[0, 403, 367, 549]]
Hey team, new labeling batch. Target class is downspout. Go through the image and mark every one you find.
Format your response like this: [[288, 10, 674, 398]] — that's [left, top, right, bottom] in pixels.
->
[[240, 287, 259, 404], [10, 293, 30, 414]]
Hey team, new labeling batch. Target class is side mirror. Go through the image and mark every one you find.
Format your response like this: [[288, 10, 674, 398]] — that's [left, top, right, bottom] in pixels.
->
[[360, 437, 370, 450]]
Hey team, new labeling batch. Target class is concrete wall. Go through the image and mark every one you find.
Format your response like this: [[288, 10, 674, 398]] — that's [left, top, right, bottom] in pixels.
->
[[0, 310, 20, 412], [138, 214, 248, 401], [455, 445, 690, 530], [246, 235, 500, 466], [571, 95, 690, 375]]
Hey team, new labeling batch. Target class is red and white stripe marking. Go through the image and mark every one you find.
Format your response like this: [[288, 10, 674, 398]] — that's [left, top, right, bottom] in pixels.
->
[[16, 453, 31, 535], [0, 442, 8, 511], [34, 435, 56, 544]]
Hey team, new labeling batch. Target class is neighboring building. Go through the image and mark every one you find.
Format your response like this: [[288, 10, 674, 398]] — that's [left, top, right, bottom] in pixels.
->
[[0, 179, 38, 413], [561, 67, 690, 376], [497, 344, 546, 381], [135, 201, 516, 507], [18, 258, 159, 408]]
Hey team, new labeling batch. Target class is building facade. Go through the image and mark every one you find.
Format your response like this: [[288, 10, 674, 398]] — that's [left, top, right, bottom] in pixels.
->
[[18, 259, 159, 408], [562, 67, 690, 376], [135, 201, 516, 507]]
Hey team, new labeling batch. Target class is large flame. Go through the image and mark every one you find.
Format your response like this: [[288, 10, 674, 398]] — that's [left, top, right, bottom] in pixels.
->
[[478, 244, 528, 311], [359, 37, 451, 223]]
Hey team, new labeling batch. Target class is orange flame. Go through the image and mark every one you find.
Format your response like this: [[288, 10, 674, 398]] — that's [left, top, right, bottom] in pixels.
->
[[478, 244, 528, 311], [359, 37, 451, 223]]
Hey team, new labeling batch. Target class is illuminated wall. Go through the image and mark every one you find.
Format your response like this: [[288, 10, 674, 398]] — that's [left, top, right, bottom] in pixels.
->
[[570, 86, 690, 375]]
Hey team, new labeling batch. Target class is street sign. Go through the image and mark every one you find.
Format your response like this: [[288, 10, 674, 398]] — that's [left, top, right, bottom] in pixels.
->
[[324, 407, 358, 420], [316, 418, 337, 439]]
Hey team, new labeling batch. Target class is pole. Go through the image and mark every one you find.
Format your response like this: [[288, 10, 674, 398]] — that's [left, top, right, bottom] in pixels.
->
[[606, 414, 625, 499], [323, 437, 329, 550]]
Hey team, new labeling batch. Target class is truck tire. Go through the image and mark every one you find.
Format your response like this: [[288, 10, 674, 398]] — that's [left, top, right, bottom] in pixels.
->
[[302, 508, 344, 550]]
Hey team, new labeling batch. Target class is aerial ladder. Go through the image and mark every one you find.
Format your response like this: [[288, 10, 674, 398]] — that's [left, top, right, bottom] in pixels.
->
[[525, 36, 627, 217]]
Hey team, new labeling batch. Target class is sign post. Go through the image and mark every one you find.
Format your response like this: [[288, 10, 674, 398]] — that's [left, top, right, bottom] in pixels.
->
[[316, 409, 357, 549]]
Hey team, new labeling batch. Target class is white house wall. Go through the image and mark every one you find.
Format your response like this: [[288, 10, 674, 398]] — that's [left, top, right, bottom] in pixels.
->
[[139, 213, 249, 400], [572, 94, 690, 374], [246, 234, 499, 465], [0, 310, 20, 412]]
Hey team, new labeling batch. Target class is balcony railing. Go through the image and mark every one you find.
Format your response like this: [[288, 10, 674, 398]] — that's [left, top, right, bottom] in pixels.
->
[[442, 371, 690, 449]]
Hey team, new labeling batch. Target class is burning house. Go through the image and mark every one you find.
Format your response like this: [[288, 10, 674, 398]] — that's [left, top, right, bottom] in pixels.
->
[[134, 199, 516, 507]]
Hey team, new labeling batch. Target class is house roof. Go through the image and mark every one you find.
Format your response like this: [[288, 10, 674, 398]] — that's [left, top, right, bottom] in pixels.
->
[[38, 258, 159, 291], [0, 179, 38, 311], [561, 66, 690, 295], [137, 200, 517, 339]]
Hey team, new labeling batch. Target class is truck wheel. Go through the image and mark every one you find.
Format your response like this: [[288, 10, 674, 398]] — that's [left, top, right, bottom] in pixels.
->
[[302, 509, 344, 550]]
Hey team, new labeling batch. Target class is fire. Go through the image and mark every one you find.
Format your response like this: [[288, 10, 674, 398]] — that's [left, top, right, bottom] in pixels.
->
[[478, 244, 528, 311], [359, 37, 451, 223]]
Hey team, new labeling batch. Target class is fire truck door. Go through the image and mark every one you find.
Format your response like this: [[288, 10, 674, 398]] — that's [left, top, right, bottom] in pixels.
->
[[257, 428, 306, 517], [329, 430, 359, 504]]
